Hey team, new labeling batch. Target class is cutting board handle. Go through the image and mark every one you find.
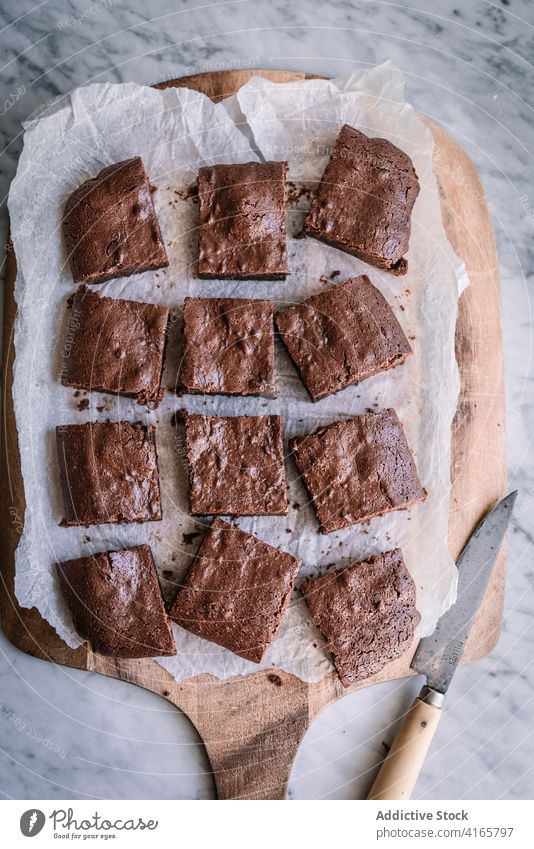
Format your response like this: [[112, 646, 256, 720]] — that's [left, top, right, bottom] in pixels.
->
[[168, 669, 311, 800], [367, 689, 443, 800]]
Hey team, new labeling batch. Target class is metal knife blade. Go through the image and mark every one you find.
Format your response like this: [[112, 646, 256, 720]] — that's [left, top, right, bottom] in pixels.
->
[[411, 491, 517, 695]]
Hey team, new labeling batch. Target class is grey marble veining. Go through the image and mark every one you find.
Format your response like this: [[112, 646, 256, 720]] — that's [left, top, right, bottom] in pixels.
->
[[1, 0, 533, 801]]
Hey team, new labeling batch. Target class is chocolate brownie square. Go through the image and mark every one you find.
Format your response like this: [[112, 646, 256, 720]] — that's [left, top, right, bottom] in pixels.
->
[[63, 157, 168, 285], [62, 287, 169, 409], [197, 162, 288, 279], [170, 519, 300, 662], [183, 414, 288, 516], [180, 297, 275, 396], [275, 275, 412, 401], [56, 545, 176, 658], [300, 549, 419, 686], [304, 125, 419, 275], [290, 409, 426, 534], [56, 421, 161, 526]]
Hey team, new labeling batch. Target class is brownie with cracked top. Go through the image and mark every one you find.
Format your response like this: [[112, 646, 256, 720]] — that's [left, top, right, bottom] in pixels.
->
[[170, 518, 300, 662], [57, 545, 176, 658], [62, 286, 169, 409], [304, 125, 419, 275], [180, 296, 275, 396], [275, 275, 412, 401], [63, 157, 168, 285], [290, 409, 426, 534], [197, 162, 288, 279], [56, 421, 162, 526], [300, 549, 420, 686], [183, 414, 288, 516]]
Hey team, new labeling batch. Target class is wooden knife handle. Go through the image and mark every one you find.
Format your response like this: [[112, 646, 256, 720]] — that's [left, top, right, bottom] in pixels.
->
[[367, 693, 443, 800]]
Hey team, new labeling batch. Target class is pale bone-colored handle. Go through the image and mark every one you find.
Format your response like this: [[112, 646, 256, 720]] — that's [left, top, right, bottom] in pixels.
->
[[368, 697, 442, 800]]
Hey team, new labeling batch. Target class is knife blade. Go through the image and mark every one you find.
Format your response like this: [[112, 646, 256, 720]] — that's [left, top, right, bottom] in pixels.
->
[[411, 490, 517, 697], [368, 491, 517, 800]]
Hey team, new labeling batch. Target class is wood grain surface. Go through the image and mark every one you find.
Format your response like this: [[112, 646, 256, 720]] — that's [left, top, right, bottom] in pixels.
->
[[0, 70, 506, 800]]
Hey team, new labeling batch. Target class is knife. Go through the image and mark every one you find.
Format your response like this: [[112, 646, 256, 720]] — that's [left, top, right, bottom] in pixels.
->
[[367, 491, 517, 801]]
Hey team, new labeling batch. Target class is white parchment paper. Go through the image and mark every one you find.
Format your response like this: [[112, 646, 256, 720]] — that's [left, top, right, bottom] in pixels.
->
[[8, 64, 466, 683]]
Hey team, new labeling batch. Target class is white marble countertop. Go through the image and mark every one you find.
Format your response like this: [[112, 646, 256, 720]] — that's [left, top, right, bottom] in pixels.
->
[[1, 0, 533, 801]]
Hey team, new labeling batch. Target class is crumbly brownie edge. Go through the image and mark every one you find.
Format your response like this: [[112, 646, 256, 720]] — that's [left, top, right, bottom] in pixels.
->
[[197, 270, 287, 281], [302, 228, 409, 276], [137, 309, 169, 409], [76, 255, 170, 287]]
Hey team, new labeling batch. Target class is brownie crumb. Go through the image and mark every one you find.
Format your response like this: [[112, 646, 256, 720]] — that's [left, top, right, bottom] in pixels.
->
[[182, 531, 202, 545], [268, 673, 283, 687], [286, 181, 314, 204], [171, 409, 187, 428], [174, 184, 198, 201]]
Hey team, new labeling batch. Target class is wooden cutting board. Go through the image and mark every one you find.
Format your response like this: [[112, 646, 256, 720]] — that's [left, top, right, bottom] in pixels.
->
[[0, 69, 506, 800]]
